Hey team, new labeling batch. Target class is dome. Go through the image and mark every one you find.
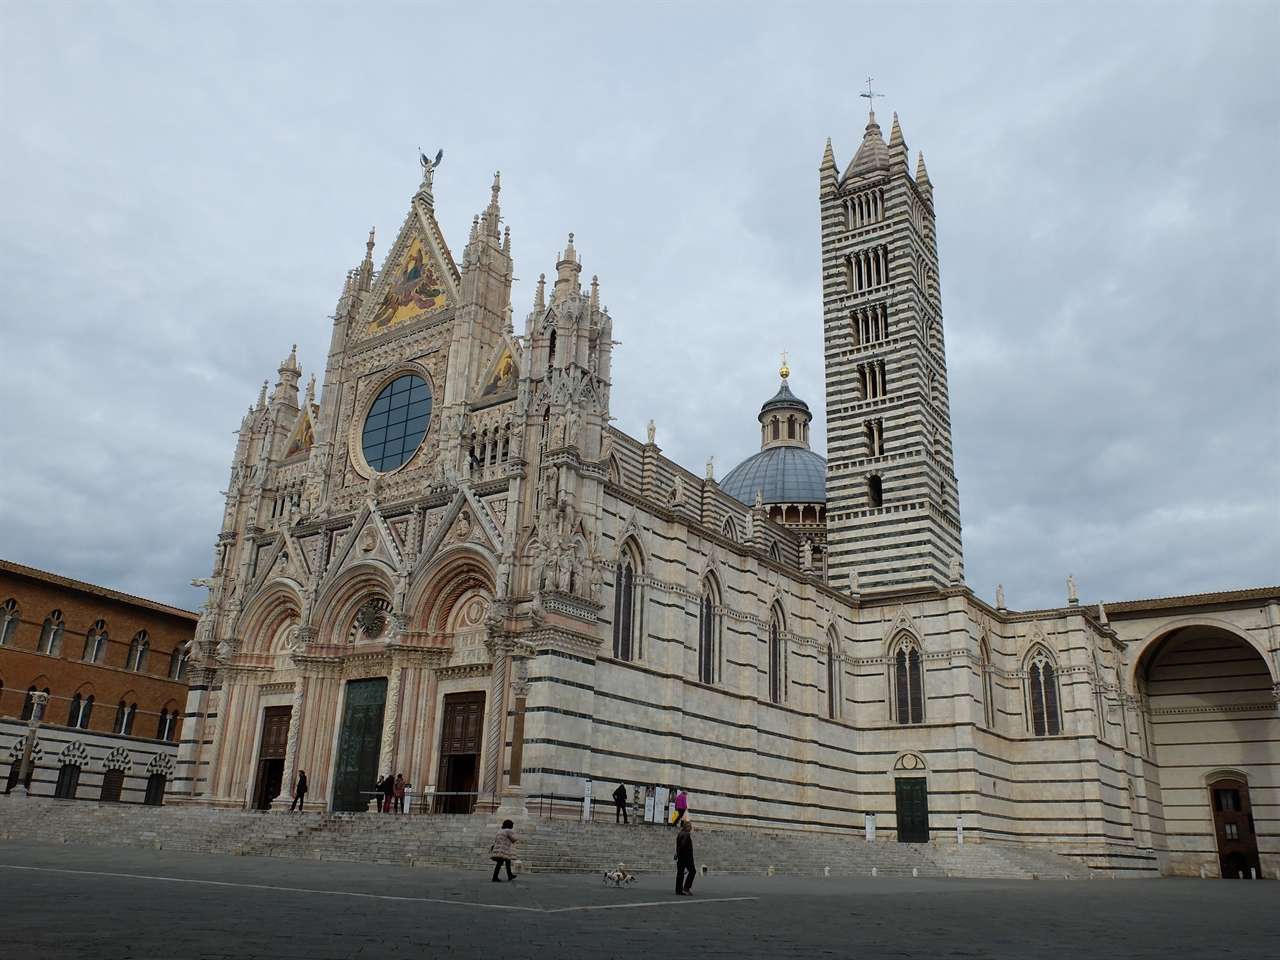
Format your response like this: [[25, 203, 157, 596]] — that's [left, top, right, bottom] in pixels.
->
[[759, 381, 810, 417], [720, 445, 827, 506]]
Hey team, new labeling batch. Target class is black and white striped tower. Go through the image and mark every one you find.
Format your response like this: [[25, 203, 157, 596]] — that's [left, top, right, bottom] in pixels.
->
[[819, 105, 963, 594]]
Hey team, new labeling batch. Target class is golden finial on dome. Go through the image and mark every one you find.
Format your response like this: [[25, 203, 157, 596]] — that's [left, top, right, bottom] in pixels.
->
[[779, 349, 790, 380]]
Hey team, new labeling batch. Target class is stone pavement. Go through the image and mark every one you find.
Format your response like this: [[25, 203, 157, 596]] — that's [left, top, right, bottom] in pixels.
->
[[0, 840, 1273, 959]]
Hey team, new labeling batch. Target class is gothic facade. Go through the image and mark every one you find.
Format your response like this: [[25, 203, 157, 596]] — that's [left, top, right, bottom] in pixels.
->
[[179, 114, 1278, 879]]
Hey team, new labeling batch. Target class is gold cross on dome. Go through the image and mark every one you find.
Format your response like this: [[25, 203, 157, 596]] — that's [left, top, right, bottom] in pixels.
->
[[780, 349, 790, 379]]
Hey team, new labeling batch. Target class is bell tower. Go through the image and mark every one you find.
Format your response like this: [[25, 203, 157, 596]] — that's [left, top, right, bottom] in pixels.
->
[[820, 108, 963, 593]]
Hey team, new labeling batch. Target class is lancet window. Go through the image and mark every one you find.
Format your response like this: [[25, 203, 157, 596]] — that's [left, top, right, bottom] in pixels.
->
[[768, 610, 785, 704], [612, 543, 641, 662], [67, 693, 94, 729], [980, 639, 995, 729], [697, 578, 718, 685], [827, 634, 841, 720], [865, 418, 884, 457], [127, 632, 150, 673]]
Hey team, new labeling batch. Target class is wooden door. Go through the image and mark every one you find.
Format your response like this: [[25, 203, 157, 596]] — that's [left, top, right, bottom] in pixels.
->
[[896, 777, 930, 843], [252, 706, 292, 810], [435, 691, 485, 813], [1210, 778, 1261, 878]]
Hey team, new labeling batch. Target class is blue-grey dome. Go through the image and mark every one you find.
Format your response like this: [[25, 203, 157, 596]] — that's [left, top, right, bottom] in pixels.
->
[[719, 445, 827, 506]]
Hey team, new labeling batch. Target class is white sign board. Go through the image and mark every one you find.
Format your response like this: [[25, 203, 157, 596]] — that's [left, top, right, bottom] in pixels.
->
[[866, 813, 876, 842], [582, 779, 593, 821]]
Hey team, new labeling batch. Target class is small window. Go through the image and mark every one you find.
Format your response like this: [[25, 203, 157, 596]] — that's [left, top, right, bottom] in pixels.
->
[[1224, 822, 1239, 841], [100, 768, 125, 803], [867, 475, 883, 508], [0, 599, 19, 645], [128, 633, 150, 673], [37, 611, 65, 656], [54, 764, 81, 800], [113, 701, 126, 734], [1214, 788, 1242, 812], [83, 621, 108, 663], [547, 328, 557, 365]]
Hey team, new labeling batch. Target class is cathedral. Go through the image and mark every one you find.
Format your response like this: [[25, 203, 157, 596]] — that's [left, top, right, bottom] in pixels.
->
[[180, 110, 1278, 879]]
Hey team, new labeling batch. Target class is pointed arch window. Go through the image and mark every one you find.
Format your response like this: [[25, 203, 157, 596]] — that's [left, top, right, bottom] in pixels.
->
[[697, 579, 718, 685], [827, 636, 841, 719], [37, 610, 65, 656], [894, 640, 924, 724], [0, 599, 19, 645], [1026, 648, 1061, 737], [768, 612, 785, 704], [980, 639, 995, 729], [20, 686, 49, 722], [83, 621, 108, 663], [168, 645, 189, 680], [612, 545, 641, 662], [54, 763, 81, 799], [66, 693, 94, 729], [127, 632, 150, 672]]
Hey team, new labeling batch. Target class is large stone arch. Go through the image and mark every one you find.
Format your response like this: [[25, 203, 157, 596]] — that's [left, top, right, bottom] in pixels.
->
[[409, 546, 498, 640], [1134, 620, 1279, 877], [314, 562, 397, 644], [237, 582, 303, 656]]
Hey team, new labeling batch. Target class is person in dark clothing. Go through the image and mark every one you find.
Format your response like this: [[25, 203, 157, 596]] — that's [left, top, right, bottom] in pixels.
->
[[289, 771, 308, 812], [675, 819, 696, 895], [613, 783, 629, 824], [380, 773, 395, 814], [374, 776, 386, 812]]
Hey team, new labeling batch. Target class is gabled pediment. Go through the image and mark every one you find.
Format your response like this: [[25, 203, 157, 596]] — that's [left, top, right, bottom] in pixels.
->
[[358, 200, 461, 341]]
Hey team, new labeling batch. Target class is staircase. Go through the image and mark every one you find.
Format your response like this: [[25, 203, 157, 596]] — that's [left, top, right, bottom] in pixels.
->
[[0, 795, 1154, 878]]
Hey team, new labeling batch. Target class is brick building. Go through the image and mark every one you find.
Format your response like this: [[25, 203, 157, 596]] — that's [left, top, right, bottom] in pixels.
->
[[0, 559, 196, 798]]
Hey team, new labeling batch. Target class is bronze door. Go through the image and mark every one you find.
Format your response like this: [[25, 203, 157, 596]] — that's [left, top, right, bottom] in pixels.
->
[[252, 706, 292, 810], [1210, 778, 1261, 878], [435, 691, 485, 813]]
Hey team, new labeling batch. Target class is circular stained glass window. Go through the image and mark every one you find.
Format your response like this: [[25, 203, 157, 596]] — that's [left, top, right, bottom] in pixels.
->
[[362, 374, 432, 473]]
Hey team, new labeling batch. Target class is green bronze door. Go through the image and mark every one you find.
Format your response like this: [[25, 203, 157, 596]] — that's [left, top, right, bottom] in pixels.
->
[[332, 678, 387, 812], [896, 777, 930, 843]]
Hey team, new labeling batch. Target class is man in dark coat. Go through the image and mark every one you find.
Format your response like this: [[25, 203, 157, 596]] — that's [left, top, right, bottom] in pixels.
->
[[613, 783, 629, 823], [289, 770, 308, 812], [675, 819, 696, 895], [380, 773, 395, 814]]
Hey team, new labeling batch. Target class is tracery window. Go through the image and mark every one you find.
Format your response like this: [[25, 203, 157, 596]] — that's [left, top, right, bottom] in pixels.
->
[[0, 599, 19, 645], [37, 611, 64, 656], [697, 579, 718, 685], [1026, 648, 1062, 736], [83, 621, 108, 663], [611, 545, 640, 661], [113, 701, 137, 736], [156, 708, 179, 741], [893, 640, 925, 724], [168, 646, 189, 680]]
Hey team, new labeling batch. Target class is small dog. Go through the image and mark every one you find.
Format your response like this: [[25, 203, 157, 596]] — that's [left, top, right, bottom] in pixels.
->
[[602, 863, 638, 887]]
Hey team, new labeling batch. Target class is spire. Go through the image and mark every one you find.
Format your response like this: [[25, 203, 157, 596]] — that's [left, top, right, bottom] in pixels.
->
[[888, 113, 908, 171], [535, 273, 546, 313], [271, 345, 302, 406], [915, 151, 932, 200], [358, 228, 376, 293], [305, 374, 316, 407], [256, 380, 268, 411], [502, 225, 511, 257], [844, 112, 890, 180], [482, 171, 502, 238], [820, 137, 838, 195], [590, 275, 599, 312], [551, 233, 582, 305]]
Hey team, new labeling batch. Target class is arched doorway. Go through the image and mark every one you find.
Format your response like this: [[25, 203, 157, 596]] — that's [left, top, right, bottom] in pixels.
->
[[1138, 626, 1277, 877]]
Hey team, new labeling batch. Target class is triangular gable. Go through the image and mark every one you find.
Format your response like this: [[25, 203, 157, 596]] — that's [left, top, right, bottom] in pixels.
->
[[359, 201, 461, 340], [284, 404, 318, 460], [476, 341, 520, 400]]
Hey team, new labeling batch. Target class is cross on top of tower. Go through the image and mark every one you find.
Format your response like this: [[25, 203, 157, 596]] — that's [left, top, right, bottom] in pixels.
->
[[860, 78, 883, 117], [780, 349, 790, 380]]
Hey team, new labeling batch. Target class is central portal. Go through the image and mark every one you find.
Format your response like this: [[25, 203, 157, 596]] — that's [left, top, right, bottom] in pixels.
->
[[435, 690, 485, 813], [332, 677, 387, 812]]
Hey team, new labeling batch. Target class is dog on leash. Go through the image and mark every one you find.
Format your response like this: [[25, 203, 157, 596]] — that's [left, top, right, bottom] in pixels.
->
[[602, 863, 638, 887]]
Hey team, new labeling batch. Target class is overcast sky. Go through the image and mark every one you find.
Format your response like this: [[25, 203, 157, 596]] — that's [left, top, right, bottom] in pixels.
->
[[1, 2, 1276, 614]]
